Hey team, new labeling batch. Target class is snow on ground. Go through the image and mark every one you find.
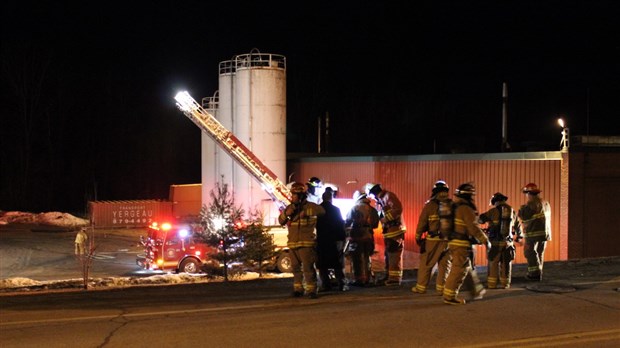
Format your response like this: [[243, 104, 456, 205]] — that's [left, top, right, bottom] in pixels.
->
[[0, 272, 292, 292], [0, 211, 89, 229]]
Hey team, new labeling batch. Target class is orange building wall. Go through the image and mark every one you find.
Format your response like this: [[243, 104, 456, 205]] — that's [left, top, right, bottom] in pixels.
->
[[289, 152, 565, 268]]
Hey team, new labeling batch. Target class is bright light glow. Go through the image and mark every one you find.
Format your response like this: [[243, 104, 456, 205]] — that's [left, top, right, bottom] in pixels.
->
[[212, 217, 226, 231], [157, 259, 164, 265], [179, 229, 188, 238], [174, 91, 199, 113], [332, 198, 355, 220], [151, 222, 158, 228], [195, 251, 201, 256], [558, 118, 565, 128], [161, 223, 172, 231]]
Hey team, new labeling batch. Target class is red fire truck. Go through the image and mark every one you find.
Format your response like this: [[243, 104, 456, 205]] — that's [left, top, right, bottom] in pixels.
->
[[136, 222, 217, 273]]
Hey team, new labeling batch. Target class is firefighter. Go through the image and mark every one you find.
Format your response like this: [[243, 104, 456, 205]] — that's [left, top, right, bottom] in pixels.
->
[[443, 183, 490, 305], [279, 182, 326, 298], [316, 190, 347, 292], [518, 183, 551, 281], [412, 180, 452, 295], [345, 191, 380, 286], [74, 227, 88, 255], [365, 183, 405, 286], [306, 177, 323, 204], [479, 192, 521, 289]]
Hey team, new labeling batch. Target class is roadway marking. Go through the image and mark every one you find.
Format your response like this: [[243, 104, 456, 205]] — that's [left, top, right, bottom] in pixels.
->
[[459, 328, 620, 348], [0, 295, 402, 327], [0, 302, 314, 327], [91, 253, 115, 260]]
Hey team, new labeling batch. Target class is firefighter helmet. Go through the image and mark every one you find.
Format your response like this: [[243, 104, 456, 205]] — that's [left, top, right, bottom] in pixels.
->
[[290, 182, 307, 194], [522, 183, 541, 194], [306, 177, 321, 195], [307, 177, 322, 187], [455, 183, 476, 199], [364, 183, 382, 197], [490, 192, 508, 206], [354, 191, 367, 201], [432, 180, 450, 196]]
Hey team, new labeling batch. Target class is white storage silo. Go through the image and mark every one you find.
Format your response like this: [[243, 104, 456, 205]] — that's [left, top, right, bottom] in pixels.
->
[[201, 91, 219, 208], [233, 51, 286, 221], [200, 60, 236, 208]]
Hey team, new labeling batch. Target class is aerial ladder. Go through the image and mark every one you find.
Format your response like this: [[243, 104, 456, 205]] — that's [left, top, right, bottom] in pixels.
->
[[174, 91, 291, 210]]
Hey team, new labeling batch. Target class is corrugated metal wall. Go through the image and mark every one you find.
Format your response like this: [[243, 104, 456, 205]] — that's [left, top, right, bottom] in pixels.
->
[[89, 200, 173, 228], [169, 184, 202, 219], [290, 152, 564, 268]]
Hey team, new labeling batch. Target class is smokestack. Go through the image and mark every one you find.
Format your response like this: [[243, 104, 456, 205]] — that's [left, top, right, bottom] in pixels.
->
[[502, 82, 509, 151], [325, 111, 330, 153], [317, 116, 322, 153]]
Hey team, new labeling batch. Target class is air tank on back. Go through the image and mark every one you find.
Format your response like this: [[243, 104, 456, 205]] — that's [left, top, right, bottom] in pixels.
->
[[233, 50, 286, 223]]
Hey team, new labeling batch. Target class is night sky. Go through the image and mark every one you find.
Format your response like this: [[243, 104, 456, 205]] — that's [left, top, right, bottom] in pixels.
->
[[1, 1, 619, 212]]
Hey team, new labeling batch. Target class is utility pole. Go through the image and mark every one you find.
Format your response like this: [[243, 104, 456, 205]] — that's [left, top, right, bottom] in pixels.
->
[[502, 82, 510, 152]]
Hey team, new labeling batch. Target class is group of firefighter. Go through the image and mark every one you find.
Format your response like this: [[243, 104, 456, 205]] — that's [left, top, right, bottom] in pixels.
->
[[278, 177, 551, 305]]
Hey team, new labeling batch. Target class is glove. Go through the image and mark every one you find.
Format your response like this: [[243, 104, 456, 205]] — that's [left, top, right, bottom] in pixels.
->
[[419, 239, 426, 254]]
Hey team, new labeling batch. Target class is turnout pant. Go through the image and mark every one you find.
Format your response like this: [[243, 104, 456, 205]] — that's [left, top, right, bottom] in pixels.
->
[[443, 245, 484, 301], [524, 239, 547, 278], [487, 243, 514, 288], [351, 237, 375, 284], [384, 235, 404, 282], [290, 247, 317, 294], [413, 239, 451, 293]]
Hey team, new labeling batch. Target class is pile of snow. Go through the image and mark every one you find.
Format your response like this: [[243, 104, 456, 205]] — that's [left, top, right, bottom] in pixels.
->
[[0, 277, 43, 288], [0, 211, 89, 228], [0, 272, 292, 292], [36, 212, 89, 228]]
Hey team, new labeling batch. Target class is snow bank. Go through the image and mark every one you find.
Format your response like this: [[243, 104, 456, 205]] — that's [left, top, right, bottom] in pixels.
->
[[36, 212, 89, 228], [0, 277, 43, 288], [0, 211, 89, 229], [0, 272, 291, 292]]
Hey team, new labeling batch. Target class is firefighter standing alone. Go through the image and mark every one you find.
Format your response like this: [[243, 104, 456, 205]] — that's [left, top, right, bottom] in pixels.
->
[[479, 192, 521, 289], [442, 183, 490, 305], [279, 182, 326, 298], [366, 183, 405, 286], [518, 183, 551, 281], [74, 227, 88, 256], [412, 180, 453, 295]]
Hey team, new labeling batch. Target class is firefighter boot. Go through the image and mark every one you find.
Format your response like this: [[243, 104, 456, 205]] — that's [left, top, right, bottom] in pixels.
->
[[307, 292, 318, 299], [444, 297, 466, 305], [411, 284, 427, 294]]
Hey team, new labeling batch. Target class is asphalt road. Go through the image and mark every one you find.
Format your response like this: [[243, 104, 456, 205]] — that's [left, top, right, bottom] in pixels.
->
[[1, 262, 619, 348]]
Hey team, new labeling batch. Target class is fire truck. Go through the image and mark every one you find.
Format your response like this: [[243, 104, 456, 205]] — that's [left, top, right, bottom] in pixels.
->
[[136, 222, 218, 273], [136, 220, 292, 274]]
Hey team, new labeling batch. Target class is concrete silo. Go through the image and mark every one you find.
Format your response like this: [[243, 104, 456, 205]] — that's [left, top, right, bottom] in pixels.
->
[[233, 50, 287, 221], [201, 60, 236, 208], [201, 50, 286, 223], [201, 91, 219, 206]]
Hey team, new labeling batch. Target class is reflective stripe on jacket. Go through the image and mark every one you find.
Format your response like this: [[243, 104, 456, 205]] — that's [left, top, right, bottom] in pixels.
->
[[279, 201, 326, 249], [518, 196, 551, 241]]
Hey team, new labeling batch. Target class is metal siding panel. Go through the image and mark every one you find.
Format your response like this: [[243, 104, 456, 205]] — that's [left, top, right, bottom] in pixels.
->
[[290, 156, 564, 269], [89, 200, 173, 229]]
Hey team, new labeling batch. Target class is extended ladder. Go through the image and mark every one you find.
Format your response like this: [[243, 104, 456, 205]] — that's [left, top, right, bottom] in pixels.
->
[[174, 91, 291, 210]]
